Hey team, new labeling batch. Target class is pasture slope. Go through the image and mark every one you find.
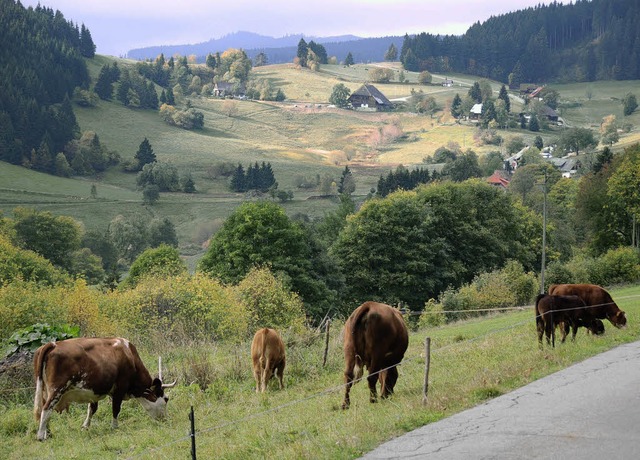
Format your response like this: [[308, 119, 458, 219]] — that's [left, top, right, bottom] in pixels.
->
[[1, 285, 638, 459], [1, 57, 639, 262]]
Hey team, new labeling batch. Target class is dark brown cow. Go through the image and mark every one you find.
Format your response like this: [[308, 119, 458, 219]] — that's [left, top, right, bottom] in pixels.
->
[[535, 294, 603, 347], [33, 337, 175, 441], [251, 328, 286, 393], [549, 283, 627, 328], [342, 301, 409, 409]]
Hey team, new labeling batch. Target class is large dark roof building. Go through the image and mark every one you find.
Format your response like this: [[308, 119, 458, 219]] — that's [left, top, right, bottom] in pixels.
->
[[348, 84, 392, 111]]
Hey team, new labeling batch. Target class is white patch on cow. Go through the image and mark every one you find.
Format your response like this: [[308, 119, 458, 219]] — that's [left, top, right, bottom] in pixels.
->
[[112, 338, 121, 347], [37, 408, 53, 441], [57, 386, 106, 407], [138, 396, 167, 420]]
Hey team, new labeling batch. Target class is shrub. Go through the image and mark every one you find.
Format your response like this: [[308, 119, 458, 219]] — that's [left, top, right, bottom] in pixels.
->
[[0, 280, 110, 339], [436, 261, 538, 323], [121, 244, 187, 289], [102, 274, 249, 343], [233, 267, 306, 333]]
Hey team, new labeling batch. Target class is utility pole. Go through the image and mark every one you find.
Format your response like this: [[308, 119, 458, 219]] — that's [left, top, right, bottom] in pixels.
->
[[540, 171, 547, 294]]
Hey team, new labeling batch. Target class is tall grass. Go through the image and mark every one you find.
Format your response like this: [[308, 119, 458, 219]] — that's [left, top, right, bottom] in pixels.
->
[[1, 285, 638, 459]]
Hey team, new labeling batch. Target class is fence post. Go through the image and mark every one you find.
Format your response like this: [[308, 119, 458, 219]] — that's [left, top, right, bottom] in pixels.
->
[[422, 337, 431, 405], [189, 405, 196, 460], [322, 319, 331, 367]]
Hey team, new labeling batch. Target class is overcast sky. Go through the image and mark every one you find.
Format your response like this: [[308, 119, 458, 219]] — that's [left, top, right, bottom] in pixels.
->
[[22, 0, 552, 57]]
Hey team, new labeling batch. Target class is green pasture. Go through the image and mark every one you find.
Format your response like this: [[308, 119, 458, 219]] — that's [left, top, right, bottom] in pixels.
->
[[2, 58, 640, 257], [1, 284, 638, 459]]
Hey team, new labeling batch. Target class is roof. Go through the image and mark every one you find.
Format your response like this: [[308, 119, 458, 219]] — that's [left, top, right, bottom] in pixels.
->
[[350, 84, 392, 106], [540, 105, 558, 118], [487, 170, 510, 188], [470, 103, 483, 115], [529, 86, 544, 98], [549, 157, 577, 172]]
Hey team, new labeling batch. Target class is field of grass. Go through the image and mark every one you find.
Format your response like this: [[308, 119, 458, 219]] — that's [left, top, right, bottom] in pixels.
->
[[1, 57, 639, 257], [1, 284, 638, 459]]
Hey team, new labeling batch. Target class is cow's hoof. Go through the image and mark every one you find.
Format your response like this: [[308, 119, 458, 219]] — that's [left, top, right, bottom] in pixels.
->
[[341, 402, 350, 410]]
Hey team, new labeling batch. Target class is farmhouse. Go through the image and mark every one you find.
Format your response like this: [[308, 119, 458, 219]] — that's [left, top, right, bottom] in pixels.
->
[[487, 170, 510, 189], [213, 81, 245, 98], [442, 78, 454, 87], [469, 103, 483, 120], [348, 84, 392, 111]]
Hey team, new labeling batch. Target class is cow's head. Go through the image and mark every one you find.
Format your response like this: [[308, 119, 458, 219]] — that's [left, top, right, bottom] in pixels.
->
[[138, 378, 172, 420], [609, 309, 627, 328]]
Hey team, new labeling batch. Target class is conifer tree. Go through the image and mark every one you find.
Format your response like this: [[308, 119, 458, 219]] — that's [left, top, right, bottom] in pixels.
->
[[344, 52, 354, 66], [230, 164, 246, 192], [134, 137, 156, 171], [498, 85, 511, 112]]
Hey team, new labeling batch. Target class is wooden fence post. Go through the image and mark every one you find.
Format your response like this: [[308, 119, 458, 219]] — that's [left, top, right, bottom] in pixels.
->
[[422, 337, 431, 405], [189, 405, 196, 460], [322, 319, 331, 367]]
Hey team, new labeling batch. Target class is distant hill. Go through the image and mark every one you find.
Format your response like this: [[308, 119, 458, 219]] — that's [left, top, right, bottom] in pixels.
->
[[126, 31, 404, 64]]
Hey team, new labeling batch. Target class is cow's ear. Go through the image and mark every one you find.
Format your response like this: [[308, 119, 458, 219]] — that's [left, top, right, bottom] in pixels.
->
[[151, 377, 163, 395]]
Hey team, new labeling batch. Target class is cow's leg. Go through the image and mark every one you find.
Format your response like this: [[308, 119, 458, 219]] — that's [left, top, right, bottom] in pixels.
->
[[367, 371, 379, 403], [111, 396, 123, 429], [261, 358, 273, 393], [37, 390, 63, 441], [253, 363, 262, 393], [342, 358, 355, 409], [37, 408, 53, 441], [275, 362, 284, 390], [382, 366, 399, 399], [82, 402, 98, 429], [560, 321, 570, 343], [570, 322, 578, 341], [536, 318, 544, 347]]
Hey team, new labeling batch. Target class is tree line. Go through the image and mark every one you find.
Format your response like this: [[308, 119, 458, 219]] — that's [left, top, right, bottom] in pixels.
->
[[0, 0, 94, 166], [400, 0, 640, 84]]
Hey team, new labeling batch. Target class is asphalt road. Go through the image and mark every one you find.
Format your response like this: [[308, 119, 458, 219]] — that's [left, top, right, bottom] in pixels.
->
[[362, 341, 640, 459]]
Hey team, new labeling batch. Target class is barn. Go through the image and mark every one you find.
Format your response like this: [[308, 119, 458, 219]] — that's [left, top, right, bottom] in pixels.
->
[[348, 84, 393, 111]]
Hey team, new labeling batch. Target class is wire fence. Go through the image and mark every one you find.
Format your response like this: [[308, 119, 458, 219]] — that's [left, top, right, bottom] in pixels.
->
[[3, 295, 634, 458]]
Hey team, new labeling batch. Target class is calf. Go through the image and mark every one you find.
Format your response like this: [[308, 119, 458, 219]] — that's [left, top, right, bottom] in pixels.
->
[[33, 337, 175, 441], [342, 301, 409, 409], [535, 294, 602, 347], [251, 328, 286, 393]]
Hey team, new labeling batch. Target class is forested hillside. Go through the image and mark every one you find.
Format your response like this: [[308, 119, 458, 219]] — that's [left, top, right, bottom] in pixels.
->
[[0, 0, 94, 165], [400, 0, 640, 84]]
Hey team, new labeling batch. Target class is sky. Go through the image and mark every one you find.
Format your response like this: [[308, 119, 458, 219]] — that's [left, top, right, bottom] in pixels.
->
[[22, 0, 552, 57]]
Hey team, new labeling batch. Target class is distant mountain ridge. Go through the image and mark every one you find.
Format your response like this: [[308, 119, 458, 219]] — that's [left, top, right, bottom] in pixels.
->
[[126, 31, 404, 64]]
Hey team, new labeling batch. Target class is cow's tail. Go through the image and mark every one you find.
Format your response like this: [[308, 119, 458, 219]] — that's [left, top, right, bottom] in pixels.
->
[[350, 304, 374, 383], [33, 342, 55, 422], [535, 293, 545, 338]]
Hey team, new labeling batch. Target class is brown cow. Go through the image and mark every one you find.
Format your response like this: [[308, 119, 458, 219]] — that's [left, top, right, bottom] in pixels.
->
[[251, 328, 286, 393], [33, 337, 175, 441], [548, 283, 627, 328], [342, 301, 409, 409], [535, 294, 603, 347]]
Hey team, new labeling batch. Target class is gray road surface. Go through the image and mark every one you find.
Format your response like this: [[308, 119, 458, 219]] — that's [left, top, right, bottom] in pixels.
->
[[362, 341, 640, 459]]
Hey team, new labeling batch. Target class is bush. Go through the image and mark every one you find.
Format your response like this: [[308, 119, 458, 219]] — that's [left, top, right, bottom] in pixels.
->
[[102, 274, 249, 343], [0, 280, 112, 339], [545, 247, 640, 289], [121, 244, 187, 289], [435, 261, 538, 323], [233, 267, 306, 333]]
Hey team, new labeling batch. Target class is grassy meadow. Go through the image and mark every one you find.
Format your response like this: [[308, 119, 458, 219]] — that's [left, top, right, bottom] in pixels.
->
[[1, 56, 640, 254], [1, 284, 638, 459]]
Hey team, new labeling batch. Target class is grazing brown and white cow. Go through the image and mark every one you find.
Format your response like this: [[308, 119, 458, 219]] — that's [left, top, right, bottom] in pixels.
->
[[535, 294, 604, 347], [250, 328, 286, 393], [33, 337, 175, 441], [342, 301, 409, 409], [548, 283, 627, 328]]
